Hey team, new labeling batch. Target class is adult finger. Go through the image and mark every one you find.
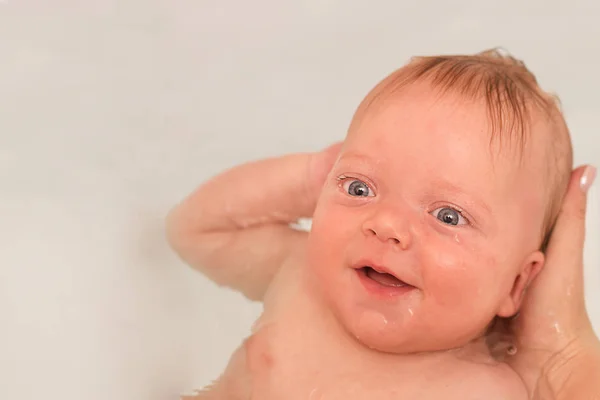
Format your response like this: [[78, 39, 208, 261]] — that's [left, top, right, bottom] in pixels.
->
[[543, 165, 596, 285]]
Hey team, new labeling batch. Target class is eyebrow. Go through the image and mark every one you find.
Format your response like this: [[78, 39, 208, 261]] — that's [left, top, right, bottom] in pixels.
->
[[428, 178, 492, 215]]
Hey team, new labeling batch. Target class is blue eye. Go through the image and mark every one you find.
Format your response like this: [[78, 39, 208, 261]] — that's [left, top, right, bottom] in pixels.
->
[[342, 179, 374, 197], [432, 207, 467, 226]]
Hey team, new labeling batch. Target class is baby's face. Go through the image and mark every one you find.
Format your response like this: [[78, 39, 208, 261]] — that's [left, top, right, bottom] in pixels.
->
[[306, 83, 547, 353]]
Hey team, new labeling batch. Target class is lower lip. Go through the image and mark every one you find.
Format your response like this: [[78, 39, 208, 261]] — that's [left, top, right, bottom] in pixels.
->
[[356, 268, 416, 298]]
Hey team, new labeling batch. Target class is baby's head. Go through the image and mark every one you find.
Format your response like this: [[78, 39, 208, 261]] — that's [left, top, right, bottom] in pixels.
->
[[306, 49, 573, 353]]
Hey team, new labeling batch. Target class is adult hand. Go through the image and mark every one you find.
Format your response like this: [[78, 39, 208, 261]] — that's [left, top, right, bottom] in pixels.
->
[[504, 165, 599, 399]]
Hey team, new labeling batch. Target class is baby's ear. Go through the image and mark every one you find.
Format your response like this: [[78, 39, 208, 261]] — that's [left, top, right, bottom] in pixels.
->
[[496, 251, 545, 318]]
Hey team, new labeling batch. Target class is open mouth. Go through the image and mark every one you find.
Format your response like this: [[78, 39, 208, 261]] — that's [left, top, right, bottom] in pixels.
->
[[359, 266, 408, 288]]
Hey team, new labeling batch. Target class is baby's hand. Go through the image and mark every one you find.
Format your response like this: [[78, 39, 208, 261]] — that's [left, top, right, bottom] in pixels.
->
[[306, 142, 343, 207]]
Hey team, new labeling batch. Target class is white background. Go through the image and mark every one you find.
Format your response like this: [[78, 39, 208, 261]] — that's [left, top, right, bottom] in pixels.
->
[[0, 1, 599, 399]]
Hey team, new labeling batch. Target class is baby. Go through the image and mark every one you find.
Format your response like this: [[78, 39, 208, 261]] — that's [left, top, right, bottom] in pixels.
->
[[167, 49, 573, 399]]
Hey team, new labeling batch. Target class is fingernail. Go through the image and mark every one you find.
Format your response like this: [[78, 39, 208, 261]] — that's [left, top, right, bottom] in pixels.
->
[[580, 165, 597, 193]]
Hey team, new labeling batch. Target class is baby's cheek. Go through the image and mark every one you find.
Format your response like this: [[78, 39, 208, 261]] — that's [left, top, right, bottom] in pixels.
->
[[424, 240, 494, 304], [312, 197, 360, 241], [427, 249, 469, 294], [307, 204, 353, 271]]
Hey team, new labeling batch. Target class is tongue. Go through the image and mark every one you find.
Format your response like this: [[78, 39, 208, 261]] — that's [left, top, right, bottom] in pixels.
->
[[366, 268, 406, 287]]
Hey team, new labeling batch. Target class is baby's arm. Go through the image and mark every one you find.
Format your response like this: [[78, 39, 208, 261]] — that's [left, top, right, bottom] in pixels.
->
[[166, 146, 339, 301]]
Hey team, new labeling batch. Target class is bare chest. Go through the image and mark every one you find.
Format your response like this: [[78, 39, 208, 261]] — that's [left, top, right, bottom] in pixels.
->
[[219, 317, 517, 400]]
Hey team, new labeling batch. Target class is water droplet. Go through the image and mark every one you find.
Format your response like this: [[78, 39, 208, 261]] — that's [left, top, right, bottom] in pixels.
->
[[356, 310, 389, 333], [553, 323, 562, 333]]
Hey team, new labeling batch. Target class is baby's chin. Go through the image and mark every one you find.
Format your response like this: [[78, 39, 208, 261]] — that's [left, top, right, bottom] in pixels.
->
[[348, 323, 453, 355], [341, 308, 486, 354], [343, 308, 422, 354]]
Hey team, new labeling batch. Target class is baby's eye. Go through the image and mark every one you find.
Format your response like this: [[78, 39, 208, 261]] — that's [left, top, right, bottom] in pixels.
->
[[431, 207, 467, 226], [341, 179, 374, 197]]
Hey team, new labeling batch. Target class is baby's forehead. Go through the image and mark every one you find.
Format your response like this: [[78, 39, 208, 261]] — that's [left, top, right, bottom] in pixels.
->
[[352, 89, 500, 154], [352, 81, 553, 169]]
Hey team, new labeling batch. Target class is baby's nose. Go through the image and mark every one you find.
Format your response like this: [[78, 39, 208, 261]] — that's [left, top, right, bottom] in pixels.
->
[[362, 215, 412, 250]]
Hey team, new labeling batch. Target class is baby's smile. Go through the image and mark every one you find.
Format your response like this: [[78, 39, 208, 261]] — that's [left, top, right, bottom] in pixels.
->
[[355, 265, 416, 298]]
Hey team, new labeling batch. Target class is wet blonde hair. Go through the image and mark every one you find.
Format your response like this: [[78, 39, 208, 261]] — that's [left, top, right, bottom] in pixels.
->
[[352, 48, 573, 250]]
